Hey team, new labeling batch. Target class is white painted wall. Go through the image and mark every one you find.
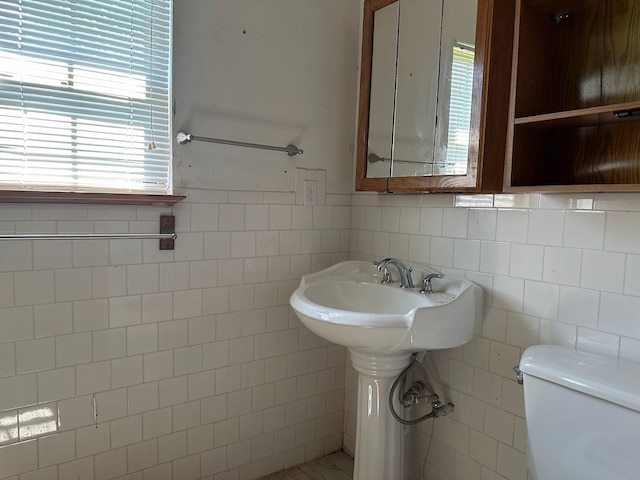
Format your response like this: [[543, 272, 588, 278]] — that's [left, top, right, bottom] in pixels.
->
[[173, 0, 359, 194]]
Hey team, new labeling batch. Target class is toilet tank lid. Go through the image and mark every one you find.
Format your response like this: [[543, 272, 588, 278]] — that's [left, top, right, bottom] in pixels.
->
[[520, 345, 640, 413]]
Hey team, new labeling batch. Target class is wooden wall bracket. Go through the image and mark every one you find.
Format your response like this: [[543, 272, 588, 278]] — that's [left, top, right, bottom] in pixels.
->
[[159, 215, 175, 250]]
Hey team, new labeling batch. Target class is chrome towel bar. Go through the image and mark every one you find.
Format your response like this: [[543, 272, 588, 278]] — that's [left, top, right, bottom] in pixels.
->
[[175, 130, 303, 156]]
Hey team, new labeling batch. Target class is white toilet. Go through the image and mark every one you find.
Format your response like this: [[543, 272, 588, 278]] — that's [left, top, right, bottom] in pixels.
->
[[519, 345, 640, 480]]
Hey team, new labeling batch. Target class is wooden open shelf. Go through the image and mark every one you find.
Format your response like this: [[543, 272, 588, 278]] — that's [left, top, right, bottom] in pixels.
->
[[515, 101, 640, 129], [504, 0, 640, 192]]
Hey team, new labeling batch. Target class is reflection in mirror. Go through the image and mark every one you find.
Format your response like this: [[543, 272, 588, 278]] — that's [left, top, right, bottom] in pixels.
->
[[366, 1, 399, 179], [364, 0, 477, 179], [442, 43, 474, 173], [391, 0, 443, 177], [433, 0, 478, 176]]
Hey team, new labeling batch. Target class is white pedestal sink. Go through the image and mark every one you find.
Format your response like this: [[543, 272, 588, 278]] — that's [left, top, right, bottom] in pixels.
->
[[290, 261, 483, 480]]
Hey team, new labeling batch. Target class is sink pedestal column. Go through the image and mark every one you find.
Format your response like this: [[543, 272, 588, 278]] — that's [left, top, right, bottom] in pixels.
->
[[349, 349, 413, 480]]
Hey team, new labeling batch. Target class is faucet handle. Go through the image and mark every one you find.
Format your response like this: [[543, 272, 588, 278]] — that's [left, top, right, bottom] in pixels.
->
[[420, 273, 444, 294]]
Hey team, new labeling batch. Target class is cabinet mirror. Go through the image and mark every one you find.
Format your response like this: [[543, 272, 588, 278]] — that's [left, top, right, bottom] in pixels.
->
[[356, 0, 514, 192]]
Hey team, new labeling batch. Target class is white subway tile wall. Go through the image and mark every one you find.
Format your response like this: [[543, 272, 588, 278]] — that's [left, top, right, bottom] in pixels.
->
[[5, 188, 640, 480], [0, 185, 349, 480], [348, 192, 640, 480]]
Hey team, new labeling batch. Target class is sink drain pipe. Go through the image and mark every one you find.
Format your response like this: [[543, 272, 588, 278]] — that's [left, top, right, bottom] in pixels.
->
[[389, 353, 455, 425]]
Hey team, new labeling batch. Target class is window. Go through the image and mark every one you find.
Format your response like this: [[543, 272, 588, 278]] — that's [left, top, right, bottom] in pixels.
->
[[0, 0, 174, 199], [445, 43, 475, 175]]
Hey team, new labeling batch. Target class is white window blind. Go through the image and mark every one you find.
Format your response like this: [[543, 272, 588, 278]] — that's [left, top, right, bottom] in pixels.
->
[[0, 0, 173, 194], [445, 43, 474, 174]]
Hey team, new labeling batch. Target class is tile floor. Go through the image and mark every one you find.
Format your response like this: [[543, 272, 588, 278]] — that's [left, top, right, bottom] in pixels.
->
[[259, 450, 354, 479]]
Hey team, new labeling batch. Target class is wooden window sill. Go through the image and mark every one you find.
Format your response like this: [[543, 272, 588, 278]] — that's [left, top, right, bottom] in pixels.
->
[[0, 191, 186, 206]]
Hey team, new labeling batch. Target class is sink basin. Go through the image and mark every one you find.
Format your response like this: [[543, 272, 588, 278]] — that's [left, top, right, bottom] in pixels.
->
[[290, 261, 483, 353]]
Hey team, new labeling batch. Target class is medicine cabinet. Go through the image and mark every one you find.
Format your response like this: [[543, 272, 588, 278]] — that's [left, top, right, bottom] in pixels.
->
[[356, 0, 515, 193]]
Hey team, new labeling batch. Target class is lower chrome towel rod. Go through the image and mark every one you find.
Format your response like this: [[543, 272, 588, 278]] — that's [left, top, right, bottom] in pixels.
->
[[176, 131, 303, 157], [0, 233, 177, 240]]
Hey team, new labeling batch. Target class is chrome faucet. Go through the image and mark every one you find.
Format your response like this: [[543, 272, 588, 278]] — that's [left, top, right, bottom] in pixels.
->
[[375, 258, 414, 289]]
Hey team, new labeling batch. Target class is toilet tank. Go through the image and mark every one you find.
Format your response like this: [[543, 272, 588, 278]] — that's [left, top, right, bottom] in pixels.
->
[[519, 345, 640, 480]]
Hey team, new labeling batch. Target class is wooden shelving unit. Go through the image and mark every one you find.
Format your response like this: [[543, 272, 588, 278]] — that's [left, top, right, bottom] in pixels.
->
[[504, 0, 640, 191]]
